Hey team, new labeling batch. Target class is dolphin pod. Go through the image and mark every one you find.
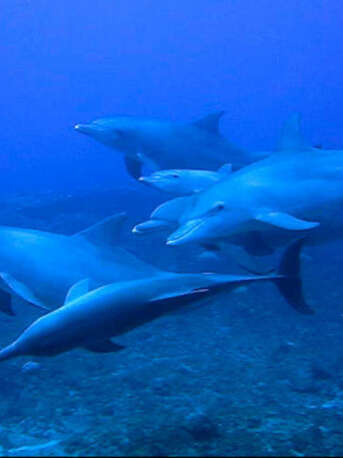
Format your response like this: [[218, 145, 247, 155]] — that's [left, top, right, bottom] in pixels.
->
[[134, 114, 343, 256], [74, 112, 263, 179], [165, 148, 343, 248], [1, 111, 332, 365], [0, 239, 312, 362]]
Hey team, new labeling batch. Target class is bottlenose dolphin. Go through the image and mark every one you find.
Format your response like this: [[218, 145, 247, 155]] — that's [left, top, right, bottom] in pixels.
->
[[133, 113, 324, 232], [0, 239, 313, 362], [166, 116, 343, 247], [0, 213, 159, 316], [139, 164, 232, 196], [132, 195, 190, 235], [74, 112, 259, 179], [132, 193, 272, 258]]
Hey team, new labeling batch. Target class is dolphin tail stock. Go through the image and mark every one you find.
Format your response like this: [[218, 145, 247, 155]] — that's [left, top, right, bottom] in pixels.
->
[[272, 237, 313, 315], [166, 237, 312, 315], [230, 237, 312, 314]]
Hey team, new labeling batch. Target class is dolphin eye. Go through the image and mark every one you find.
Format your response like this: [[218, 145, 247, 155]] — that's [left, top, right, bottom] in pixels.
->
[[215, 202, 225, 211], [171, 174, 179, 179], [206, 201, 225, 217]]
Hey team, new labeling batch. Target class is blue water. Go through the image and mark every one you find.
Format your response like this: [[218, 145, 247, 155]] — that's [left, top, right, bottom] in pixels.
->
[[0, 0, 343, 455]]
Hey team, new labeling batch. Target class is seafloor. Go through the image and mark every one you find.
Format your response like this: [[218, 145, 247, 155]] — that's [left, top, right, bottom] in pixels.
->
[[0, 185, 343, 457]]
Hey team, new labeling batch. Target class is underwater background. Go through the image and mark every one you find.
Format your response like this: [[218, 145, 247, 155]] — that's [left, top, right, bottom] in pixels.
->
[[1, 0, 343, 456]]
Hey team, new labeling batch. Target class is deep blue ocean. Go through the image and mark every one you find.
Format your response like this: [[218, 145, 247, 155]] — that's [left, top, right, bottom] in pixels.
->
[[0, 0, 343, 456]]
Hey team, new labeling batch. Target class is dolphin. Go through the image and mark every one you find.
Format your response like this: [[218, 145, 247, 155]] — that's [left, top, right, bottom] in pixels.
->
[[132, 192, 273, 256], [139, 164, 232, 196], [0, 239, 313, 362], [0, 213, 159, 316], [133, 113, 325, 231], [132, 195, 190, 235], [74, 112, 260, 179], [165, 118, 343, 247]]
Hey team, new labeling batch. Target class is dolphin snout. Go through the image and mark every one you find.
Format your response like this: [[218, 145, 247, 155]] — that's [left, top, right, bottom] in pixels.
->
[[74, 123, 97, 135], [167, 218, 206, 246], [133, 219, 174, 235], [138, 175, 160, 186]]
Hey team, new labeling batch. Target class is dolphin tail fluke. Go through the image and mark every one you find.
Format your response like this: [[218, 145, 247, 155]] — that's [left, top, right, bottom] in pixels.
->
[[273, 238, 314, 315]]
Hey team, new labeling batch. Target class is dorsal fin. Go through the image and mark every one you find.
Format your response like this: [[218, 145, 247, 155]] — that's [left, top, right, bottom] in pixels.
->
[[276, 113, 311, 152], [72, 212, 127, 247], [64, 278, 90, 305], [217, 163, 232, 176], [192, 111, 225, 134]]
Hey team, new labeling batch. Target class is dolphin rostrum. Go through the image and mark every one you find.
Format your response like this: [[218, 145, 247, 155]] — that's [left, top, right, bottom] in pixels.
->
[[0, 239, 313, 362], [74, 112, 260, 179]]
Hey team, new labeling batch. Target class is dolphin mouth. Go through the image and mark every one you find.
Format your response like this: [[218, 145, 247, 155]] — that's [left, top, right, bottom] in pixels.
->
[[138, 176, 156, 185], [139, 175, 162, 185], [167, 218, 207, 246]]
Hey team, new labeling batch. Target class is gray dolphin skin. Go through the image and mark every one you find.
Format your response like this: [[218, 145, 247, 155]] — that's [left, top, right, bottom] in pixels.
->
[[74, 112, 260, 179], [0, 213, 159, 316], [139, 164, 232, 196], [0, 239, 313, 362]]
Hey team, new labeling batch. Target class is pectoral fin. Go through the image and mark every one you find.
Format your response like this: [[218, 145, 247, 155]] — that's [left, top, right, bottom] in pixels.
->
[[124, 155, 142, 180], [84, 340, 126, 353], [0, 273, 50, 311], [255, 212, 319, 231]]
